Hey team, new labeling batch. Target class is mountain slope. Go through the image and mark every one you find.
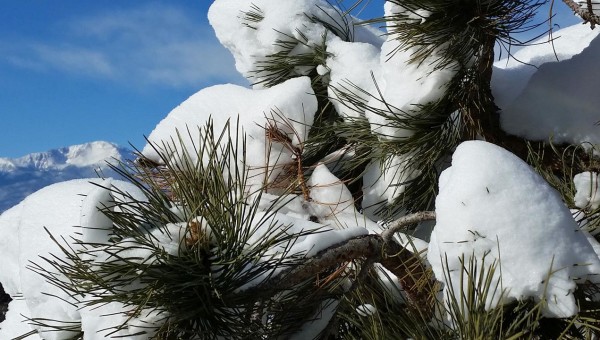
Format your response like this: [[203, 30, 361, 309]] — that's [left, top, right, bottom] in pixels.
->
[[0, 141, 134, 213]]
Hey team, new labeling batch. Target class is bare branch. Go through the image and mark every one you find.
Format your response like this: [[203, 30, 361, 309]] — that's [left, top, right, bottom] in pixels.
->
[[562, 0, 600, 29], [381, 211, 436, 244]]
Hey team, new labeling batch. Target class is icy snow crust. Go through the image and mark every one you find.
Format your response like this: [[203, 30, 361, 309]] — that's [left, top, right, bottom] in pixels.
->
[[429, 141, 600, 318]]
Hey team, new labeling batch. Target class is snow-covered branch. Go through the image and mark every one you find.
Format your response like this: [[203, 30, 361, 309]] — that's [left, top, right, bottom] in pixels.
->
[[243, 212, 438, 312]]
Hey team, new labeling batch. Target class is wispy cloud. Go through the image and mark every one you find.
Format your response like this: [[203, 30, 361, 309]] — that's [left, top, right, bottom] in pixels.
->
[[2, 3, 246, 88], [7, 44, 115, 77]]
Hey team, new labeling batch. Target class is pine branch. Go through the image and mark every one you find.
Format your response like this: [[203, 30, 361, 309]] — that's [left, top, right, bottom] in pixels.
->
[[242, 211, 438, 316], [244, 235, 382, 292]]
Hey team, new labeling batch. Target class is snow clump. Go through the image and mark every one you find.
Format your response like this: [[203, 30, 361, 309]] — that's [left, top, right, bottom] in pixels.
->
[[574, 171, 600, 210], [493, 25, 600, 146], [428, 141, 600, 318], [364, 2, 455, 140], [208, 0, 383, 87], [0, 178, 149, 339], [142, 76, 317, 194]]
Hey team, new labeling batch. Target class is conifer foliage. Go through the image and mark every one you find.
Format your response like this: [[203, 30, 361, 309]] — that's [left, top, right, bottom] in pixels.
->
[[3, 0, 600, 339]]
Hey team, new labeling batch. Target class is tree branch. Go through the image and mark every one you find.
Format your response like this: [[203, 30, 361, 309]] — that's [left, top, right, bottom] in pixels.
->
[[256, 235, 384, 292], [563, 0, 600, 29], [381, 211, 436, 244], [239, 211, 439, 315]]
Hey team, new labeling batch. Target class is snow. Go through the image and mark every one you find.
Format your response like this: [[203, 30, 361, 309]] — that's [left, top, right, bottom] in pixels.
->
[[307, 164, 355, 218], [256, 164, 428, 305], [429, 141, 600, 318], [0, 204, 24, 298], [208, 0, 383, 86], [3, 141, 126, 170], [496, 24, 599, 71], [370, 231, 429, 304], [86, 222, 186, 272], [578, 1, 600, 16], [288, 299, 339, 340], [4, 1, 600, 335], [340, 3, 450, 218], [0, 141, 132, 213], [255, 164, 381, 231], [231, 165, 377, 292], [0, 178, 149, 339], [0, 159, 16, 172], [238, 210, 368, 291], [207, 0, 445, 222], [141, 76, 318, 193], [395, 233, 429, 257], [356, 303, 377, 317], [16, 180, 111, 339], [65, 141, 124, 167], [361, 155, 419, 218], [364, 2, 456, 139], [0, 299, 42, 340], [80, 179, 118, 243], [583, 228, 600, 258], [493, 24, 600, 145], [574, 172, 600, 210], [326, 38, 382, 120]]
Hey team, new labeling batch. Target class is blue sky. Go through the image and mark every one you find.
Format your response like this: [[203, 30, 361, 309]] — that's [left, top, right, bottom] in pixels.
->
[[0, 1, 245, 158], [0, 0, 579, 158]]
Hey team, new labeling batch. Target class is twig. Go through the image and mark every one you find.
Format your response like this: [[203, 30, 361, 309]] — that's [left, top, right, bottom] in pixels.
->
[[381, 211, 436, 244], [380, 211, 436, 315], [264, 114, 311, 200], [562, 0, 600, 29]]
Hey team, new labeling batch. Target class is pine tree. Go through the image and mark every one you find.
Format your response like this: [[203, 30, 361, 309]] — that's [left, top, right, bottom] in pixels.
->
[[9, 0, 600, 339]]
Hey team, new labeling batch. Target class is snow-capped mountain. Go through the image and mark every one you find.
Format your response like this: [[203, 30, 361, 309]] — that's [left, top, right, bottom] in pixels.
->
[[0, 141, 135, 213]]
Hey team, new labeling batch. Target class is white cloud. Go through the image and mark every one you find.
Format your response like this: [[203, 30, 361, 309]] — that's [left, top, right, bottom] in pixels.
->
[[1, 3, 246, 88], [3, 42, 114, 76], [35, 44, 114, 76]]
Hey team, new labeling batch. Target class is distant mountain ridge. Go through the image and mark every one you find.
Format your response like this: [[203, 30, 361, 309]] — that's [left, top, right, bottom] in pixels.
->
[[0, 141, 134, 213]]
